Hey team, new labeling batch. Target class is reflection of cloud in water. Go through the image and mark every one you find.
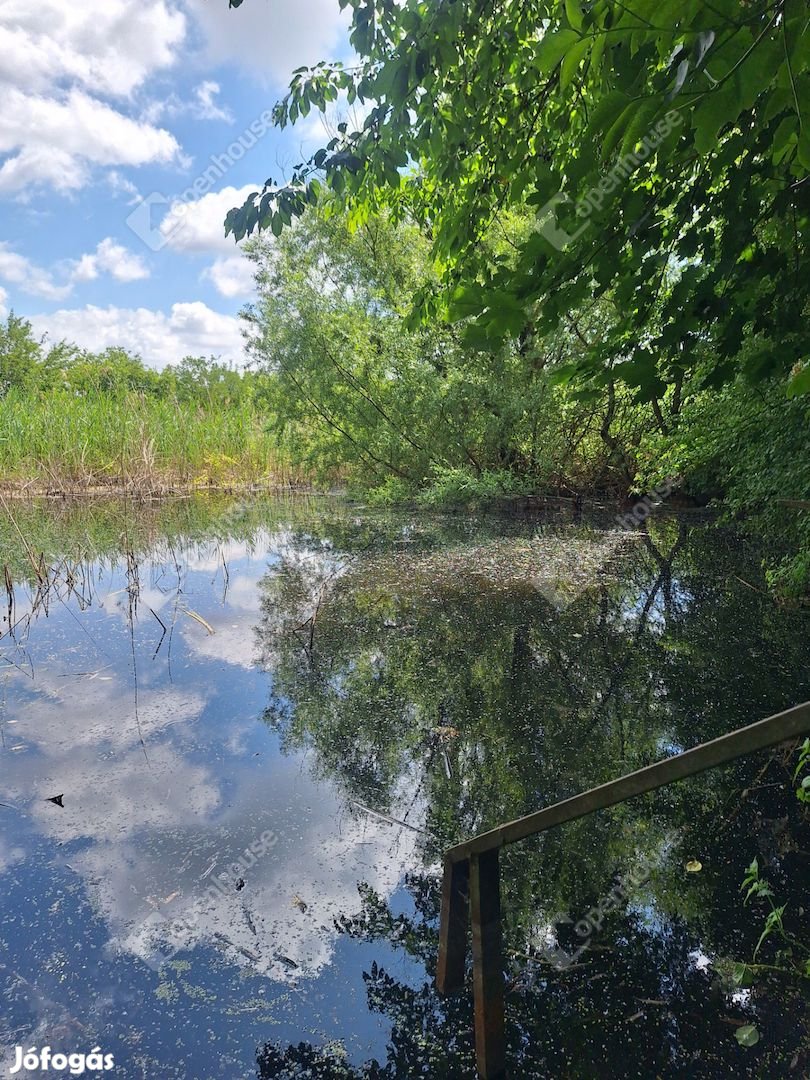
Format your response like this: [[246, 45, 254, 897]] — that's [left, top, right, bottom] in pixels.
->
[[181, 608, 259, 670], [112, 778, 419, 980], [0, 833, 25, 874], [178, 565, 264, 669], [7, 670, 204, 755], [3, 672, 216, 844], [2, 638, 419, 987], [99, 582, 173, 621]]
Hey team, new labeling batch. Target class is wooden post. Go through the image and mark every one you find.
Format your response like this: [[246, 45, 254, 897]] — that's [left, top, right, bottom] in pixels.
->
[[470, 848, 505, 1079], [436, 855, 469, 994]]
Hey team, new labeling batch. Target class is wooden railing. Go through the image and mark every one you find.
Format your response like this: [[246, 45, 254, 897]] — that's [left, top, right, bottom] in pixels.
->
[[436, 701, 810, 1078]]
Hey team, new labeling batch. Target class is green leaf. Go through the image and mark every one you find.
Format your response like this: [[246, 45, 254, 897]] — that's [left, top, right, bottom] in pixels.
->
[[602, 103, 637, 159], [560, 38, 592, 90], [735, 1025, 760, 1048], [787, 364, 810, 397], [583, 91, 633, 143], [731, 962, 754, 988], [771, 115, 798, 163], [448, 284, 486, 320], [565, 0, 584, 32], [534, 29, 580, 76], [619, 99, 662, 158], [797, 126, 810, 171], [692, 84, 739, 154]]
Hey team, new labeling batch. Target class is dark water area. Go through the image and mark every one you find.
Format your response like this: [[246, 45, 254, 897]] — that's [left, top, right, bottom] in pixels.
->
[[0, 494, 808, 1079]]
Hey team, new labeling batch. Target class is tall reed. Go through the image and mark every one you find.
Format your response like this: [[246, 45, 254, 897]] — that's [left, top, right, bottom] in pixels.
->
[[0, 389, 303, 492]]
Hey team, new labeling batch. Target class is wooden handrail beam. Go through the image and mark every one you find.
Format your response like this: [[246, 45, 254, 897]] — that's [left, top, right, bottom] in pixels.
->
[[445, 701, 810, 863], [437, 700, 810, 1079]]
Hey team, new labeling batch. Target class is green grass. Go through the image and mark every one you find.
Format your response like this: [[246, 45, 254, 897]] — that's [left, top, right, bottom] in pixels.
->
[[0, 389, 302, 492]]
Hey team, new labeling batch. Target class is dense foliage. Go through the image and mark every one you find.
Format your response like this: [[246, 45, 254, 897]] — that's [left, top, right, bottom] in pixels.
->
[[224, 0, 810, 594], [243, 202, 810, 592], [0, 313, 288, 490], [243, 208, 627, 493], [227, 0, 810, 396]]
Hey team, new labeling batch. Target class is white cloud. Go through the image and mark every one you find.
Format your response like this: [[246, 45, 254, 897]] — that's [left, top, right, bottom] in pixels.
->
[[30, 301, 246, 368], [0, 242, 72, 301], [160, 183, 258, 254], [0, 238, 149, 304], [192, 81, 234, 122], [185, 0, 349, 83], [0, 285, 8, 318], [202, 254, 255, 298], [145, 80, 235, 125], [106, 170, 142, 203], [0, 0, 186, 98], [72, 238, 150, 283], [0, 88, 182, 196], [0, 2, 186, 196]]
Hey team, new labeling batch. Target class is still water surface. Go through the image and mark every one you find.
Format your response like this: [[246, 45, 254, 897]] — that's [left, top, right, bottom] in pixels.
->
[[0, 495, 808, 1078]]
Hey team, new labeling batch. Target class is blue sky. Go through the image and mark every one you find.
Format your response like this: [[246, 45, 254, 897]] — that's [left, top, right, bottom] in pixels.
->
[[0, 0, 353, 367]]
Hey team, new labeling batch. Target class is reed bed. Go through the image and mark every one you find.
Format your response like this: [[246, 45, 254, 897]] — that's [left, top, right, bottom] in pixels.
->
[[0, 389, 305, 493]]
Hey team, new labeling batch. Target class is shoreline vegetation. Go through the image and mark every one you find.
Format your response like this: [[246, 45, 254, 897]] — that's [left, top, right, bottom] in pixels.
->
[[3, 192, 809, 598], [0, 319, 308, 495]]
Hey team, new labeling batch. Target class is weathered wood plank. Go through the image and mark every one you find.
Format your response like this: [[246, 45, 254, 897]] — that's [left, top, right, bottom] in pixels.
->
[[470, 848, 505, 1079], [447, 700, 810, 862], [436, 855, 469, 995]]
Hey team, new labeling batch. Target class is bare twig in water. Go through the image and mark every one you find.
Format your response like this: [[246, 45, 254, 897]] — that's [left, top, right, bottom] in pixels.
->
[[181, 607, 216, 635], [734, 575, 769, 596], [0, 492, 46, 585], [350, 800, 432, 836]]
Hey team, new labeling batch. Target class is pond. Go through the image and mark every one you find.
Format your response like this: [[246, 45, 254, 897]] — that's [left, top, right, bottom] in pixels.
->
[[0, 494, 808, 1078]]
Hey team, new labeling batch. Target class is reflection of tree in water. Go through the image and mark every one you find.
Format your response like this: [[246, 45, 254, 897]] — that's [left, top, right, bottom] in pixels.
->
[[254, 513, 810, 1077], [256, 873, 809, 1078]]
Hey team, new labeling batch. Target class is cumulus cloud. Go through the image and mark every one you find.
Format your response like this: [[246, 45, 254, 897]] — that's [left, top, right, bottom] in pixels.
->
[[185, 0, 349, 83], [151, 183, 260, 308], [0, 242, 73, 301], [0, 238, 149, 304], [0, 1, 185, 195], [0, 0, 186, 98], [159, 183, 259, 254], [0, 285, 8, 318], [0, 88, 182, 197], [30, 301, 246, 368], [202, 254, 256, 298], [72, 238, 150, 283]]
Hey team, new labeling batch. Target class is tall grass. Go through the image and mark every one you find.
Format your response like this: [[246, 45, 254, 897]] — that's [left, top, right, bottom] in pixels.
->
[[0, 389, 304, 492]]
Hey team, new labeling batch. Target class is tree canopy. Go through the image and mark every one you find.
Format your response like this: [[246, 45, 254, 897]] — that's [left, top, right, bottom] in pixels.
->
[[226, 0, 810, 401]]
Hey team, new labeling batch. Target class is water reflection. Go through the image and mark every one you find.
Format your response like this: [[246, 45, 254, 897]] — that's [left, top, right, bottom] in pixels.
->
[[0, 496, 808, 1077]]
